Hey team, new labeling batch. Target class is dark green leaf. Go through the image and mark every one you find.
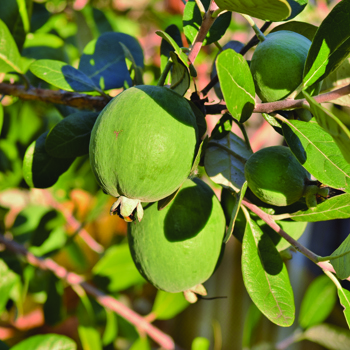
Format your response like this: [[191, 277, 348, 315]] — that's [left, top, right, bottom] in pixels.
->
[[284, 0, 307, 21], [204, 131, 252, 192], [45, 112, 99, 158], [29, 59, 99, 92], [44, 274, 63, 326], [211, 113, 233, 140], [242, 209, 295, 327], [270, 21, 317, 41], [0, 340, 9, 350], [0, 259, 19, 314], [338, 287, 350, 329], [215, 0, 291, 21], [30, 2, 50, 32], [169, 52, 190, 96], [0, 19, 23, 73], [78, 32, 142, 90], [330, 234, 350, 279], [0, 104, 3, 135], [0, 0, 29, 51], [183, 0, 231, 46], [11, 334, 76, 350], [301, 323, 350, 349], [160, 24, 183, 72], [304, 92, 350, 164], [152, 290, 189, 320], [23, 131, 75, 188], [282, 119, 350, 192], [303, 0, 350, 88], [92, 244, 145, 292], [298, 275, 336, 329], [92, 8, 113, 35], [216, 49, 255, 123]]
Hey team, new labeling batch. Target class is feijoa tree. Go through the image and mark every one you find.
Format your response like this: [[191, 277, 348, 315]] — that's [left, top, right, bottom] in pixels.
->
[[1, 0, 350, 349]]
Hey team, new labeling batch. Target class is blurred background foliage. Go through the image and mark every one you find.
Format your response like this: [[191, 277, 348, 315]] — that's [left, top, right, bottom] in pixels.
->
[[0, 0, 349, 349]]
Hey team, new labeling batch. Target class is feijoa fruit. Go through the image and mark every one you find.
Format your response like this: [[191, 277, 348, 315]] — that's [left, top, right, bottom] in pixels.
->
[[128, 178, 226, 294], [89, 85, 199, 221], [250, 30, 311, 102]]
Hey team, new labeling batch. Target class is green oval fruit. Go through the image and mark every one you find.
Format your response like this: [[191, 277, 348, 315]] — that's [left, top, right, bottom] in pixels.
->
[[244, 146, 310, 207], [89, 85, 198, 220], [250, 30, 311, 102], [128, 178, 226, 293]]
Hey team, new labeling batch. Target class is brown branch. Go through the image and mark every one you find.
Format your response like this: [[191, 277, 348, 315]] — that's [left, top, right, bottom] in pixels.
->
[[0, 234, 175, 350], [0, 83, 110, 111]]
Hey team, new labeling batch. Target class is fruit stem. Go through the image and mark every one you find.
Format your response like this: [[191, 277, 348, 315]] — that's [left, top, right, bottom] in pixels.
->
[[241, 14, 266, 42], [157, 59, 173, 87]]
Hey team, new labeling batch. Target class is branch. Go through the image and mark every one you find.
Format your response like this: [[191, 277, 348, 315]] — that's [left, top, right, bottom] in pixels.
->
[[0, 83, 110, 111], [0, 234, 175, 350], [241, 199, 350, 281]]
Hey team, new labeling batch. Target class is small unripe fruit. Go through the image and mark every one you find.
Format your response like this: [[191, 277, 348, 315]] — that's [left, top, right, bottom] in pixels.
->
[[244, 146, 310, 207], [128, 178, 226, 294], [250, 30, 311, 102]]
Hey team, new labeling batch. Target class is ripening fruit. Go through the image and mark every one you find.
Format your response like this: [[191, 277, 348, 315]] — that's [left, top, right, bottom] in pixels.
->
[[128, 178, 226, 295], [244, 146, 310, 207], [89, 85, 198, 221], [250, 30, 311, 102]]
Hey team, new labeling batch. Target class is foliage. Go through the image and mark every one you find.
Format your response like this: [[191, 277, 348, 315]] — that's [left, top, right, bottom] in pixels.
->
[[0, 0, 350, 349]]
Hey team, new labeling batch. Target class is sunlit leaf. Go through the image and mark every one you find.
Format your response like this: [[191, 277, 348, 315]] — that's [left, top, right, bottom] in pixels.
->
[[152, 290, 189, 320], [242, 209, 295, 327], [169, 52, 190, 96], [0, 259, 19, 314], [191, 337, 210, 350], [338, 287, 350, 329], [330, 234, 350, 280], [214, 0, 291, 21], [303, 0, 350, 88], [160, 24, 183, 73], [282, 119, 350, 192], [216, 49, 255, 123], [11, 334, 77, 350]]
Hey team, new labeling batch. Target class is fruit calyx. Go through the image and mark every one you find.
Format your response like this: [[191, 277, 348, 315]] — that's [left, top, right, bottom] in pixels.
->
[[110, 197, 143, 222]]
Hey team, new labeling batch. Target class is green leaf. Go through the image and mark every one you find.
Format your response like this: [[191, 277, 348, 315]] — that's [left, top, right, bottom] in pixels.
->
[[241, 209, 295, 327], [156, 30, 189, 68], [216, 49, 255, 123], [0, 259, 19, 314], [204, 131, 252, 192], [92, 244, 145, 292], [274, 193, 350, 222], [183, 0, 231, 46], [11, 334, 77, 350], [303, 92, 350, 164], [320, 57, 350, 106], [160, 24, 183, 73], [214, 0, 291, 21], [151, 290, 189, 320], [303, 0, 350, 89], [330, 234, 350, 279], [0, 19, 23, 73], [301, 323, 350, 349], [169, 52, 190, 96], [191, 337, 210, 350], [0, 340, 9, 350], [0, 104, 3, 140], [270, 21, 317, 41], [282, 119, 350, 192], [298, 275, 336, 329], [29, 59, 99, 92], [284, 0, 308, 21], [23, 131, 75, 189], [45, 112, 99, 158], [0, 0, 29, 51], [338, 287, 350, 329], [43, 274, 63, 326]]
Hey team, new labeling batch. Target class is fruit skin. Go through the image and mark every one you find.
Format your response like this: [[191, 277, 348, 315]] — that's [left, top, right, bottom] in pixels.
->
[[128, 178, 226, 293], [89, 85, 198, 219], [244, 146, 310, 207], [250, 30, 311, 102]]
